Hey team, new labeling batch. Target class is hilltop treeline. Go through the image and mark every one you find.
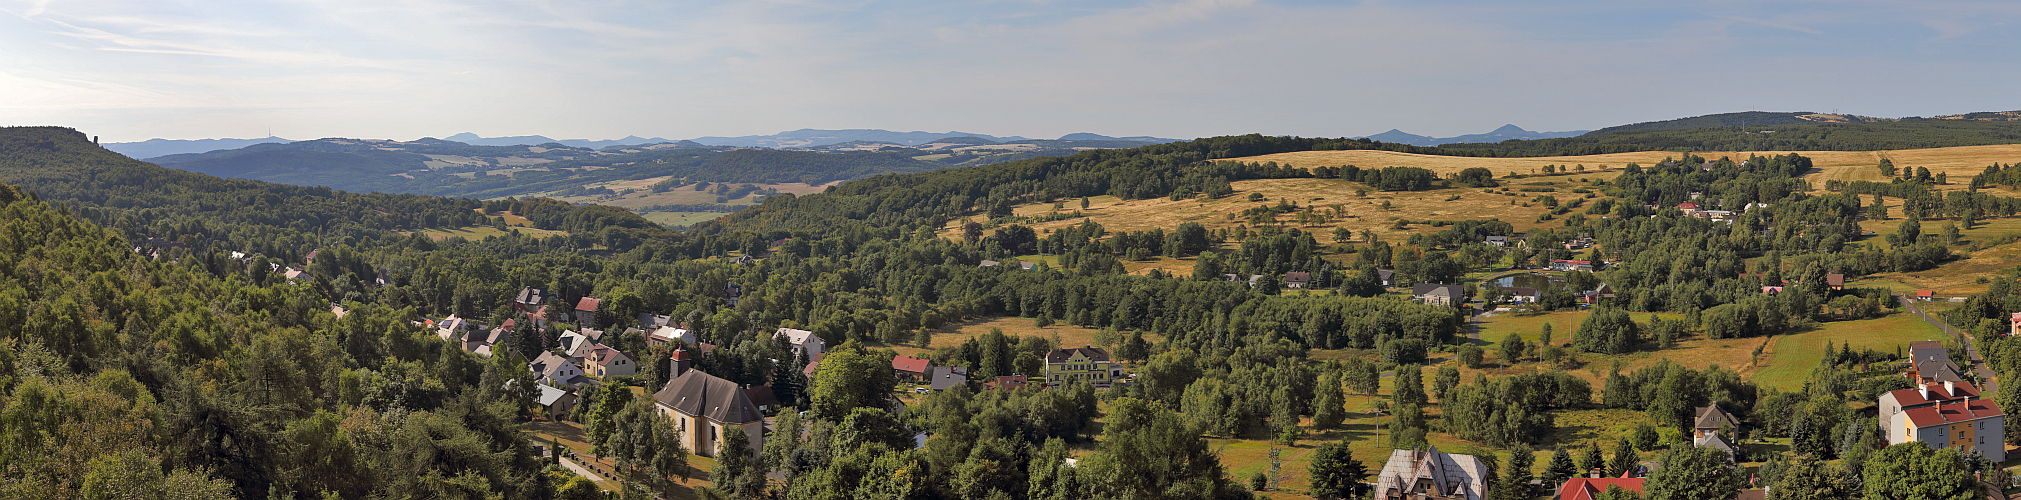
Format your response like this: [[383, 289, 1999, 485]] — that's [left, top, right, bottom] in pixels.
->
[[1437, 119, 2021, 155]]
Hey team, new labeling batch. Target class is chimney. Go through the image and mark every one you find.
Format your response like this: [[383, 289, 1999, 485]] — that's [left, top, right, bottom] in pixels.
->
[[1919, 384, 1929, 401], [1945, 380, 1955, 396]]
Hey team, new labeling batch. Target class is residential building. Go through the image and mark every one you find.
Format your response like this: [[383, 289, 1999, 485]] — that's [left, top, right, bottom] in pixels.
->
[[637, 312, 674, 329], [574, 297, 603, 328], [1904, 341, 1967, 385], [1412, 283, 1461, 306], [534, 384, 577, 421], [1485, 235, 1509, 247], [985, 375, 1030, 390], [893, 355, 932, 382], [774, 327, 826, 361], [1377, 269, 1396, 287], [652, 366, 765, 458], [530, 351, 589, 386], [648, 325, 695, 347], [1043, 347, 1119, 386], [743, 385, 780, 413], [979, 260, 1001, 267], [1915, 290, 1936, 301], [1694, 431, 1736, 462], [1284, 271, 1313, 289], [513, 286, 547, 315], [929, 366, 970, 391], [1556, 473, 1643, 500], [1881, 381, 1995, 460], [1826, 273, 1845, 291], [558, 330, 596, 361], [1500, 287, 1539, 304], [1377, 445, 1489, 500], [585, 345, 636, 378], [1550, 260, 1594, 272], [1693, 404, 1740, 438]]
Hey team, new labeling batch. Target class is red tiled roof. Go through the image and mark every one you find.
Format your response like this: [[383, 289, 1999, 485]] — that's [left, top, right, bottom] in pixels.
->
[[1904, 399, 2004, 428], [1916, 290, 1935, 297], [575, 297, 601, 312], [1559, 477, 1645, 500], [1887, 382, 1979, 407], [892, 355, 931, 374]]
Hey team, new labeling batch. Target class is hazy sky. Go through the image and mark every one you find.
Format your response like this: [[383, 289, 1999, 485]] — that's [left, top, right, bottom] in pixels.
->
[[4, 0, 2018, 142]]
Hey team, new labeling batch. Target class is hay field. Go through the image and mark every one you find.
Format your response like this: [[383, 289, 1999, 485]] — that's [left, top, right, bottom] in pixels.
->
[[946, 178, 1590, 248], [1229, 145, 2021, 195]]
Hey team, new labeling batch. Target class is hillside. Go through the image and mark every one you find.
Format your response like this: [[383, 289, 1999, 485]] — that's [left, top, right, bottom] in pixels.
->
[[0, 127, 674, 262]]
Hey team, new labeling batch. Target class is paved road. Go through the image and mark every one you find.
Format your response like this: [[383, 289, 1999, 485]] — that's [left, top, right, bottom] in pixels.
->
[[1897, 295, 1999, 396], [560, 456, 605, 484]]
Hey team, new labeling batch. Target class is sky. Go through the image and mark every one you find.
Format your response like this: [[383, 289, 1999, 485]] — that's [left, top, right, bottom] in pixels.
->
[[3, 0, 2019, 143]]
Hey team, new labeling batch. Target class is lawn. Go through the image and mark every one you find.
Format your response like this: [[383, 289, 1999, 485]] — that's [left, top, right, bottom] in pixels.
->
[[1749, 313, 1948, 391]]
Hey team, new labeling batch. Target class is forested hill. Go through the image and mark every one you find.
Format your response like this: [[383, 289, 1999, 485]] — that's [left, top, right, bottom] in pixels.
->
[[695, 134, 1474, 234], [0, 127, 675, 262], [1435, 114, 2021, 155]]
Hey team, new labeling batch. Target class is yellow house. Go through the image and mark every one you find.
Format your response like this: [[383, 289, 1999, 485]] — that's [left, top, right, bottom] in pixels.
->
[[1043, 347, 1120, 386]]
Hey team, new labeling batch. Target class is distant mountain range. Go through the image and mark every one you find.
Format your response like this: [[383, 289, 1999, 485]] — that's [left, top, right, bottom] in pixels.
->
[[103, 136, 295, 160], [1356, 124, 1590, 146], [108, 129, 1183, 159]]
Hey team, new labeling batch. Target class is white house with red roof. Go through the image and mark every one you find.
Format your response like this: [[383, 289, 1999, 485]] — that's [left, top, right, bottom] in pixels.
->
[[1881, 381, 2004, 461]]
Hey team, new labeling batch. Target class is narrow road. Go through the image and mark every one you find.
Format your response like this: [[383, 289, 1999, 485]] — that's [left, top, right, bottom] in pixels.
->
[[560, 456, 606, 485], [1897, 294, 1999, 396]]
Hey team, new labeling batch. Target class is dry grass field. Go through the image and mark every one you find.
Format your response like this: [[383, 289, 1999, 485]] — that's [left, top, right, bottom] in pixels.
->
[[548, 178, 837, 208], [942, 177, 1596, 251], [877, 316, 1163, 359]]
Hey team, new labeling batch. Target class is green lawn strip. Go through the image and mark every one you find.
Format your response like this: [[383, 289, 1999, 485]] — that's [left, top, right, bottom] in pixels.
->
[[1750, 313, 1947, 391]]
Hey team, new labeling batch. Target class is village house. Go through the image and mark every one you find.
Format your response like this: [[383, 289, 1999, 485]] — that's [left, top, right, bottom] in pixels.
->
[[1550, 260, 1594, 272], [774, 327, 826, 361], [1044, 347, 1119, 386], [984, 375, 1030, 390], [1904, 341, 1967, 385], [892, 355, 932, 382], [534, 384, 577, 421], [648, 324, 695, 347], [929, 366, 970, 391], [1412, 283, 1462, 307], [573, 297, 603, 328], [1377, 445, 1489, 500], [558, 330, 597, 362], [1915, 290, 1936, 301], [1882, 382, 2005, 461], [637, 312, 674, 329], [1284, 271, 1312, 289], [1377, 269, 1396, 287], [1555, 471, 1643, 500], [1826, 273, 1845, 291], [653, 358, 764, 458], [2010, 312, 2021, 337], [513, 287, 547, 315], [1500, 287, 1540, 304], [585, 345, 636, 378], [1692, 404, 1742, 461], [530, 351, 590, 386]]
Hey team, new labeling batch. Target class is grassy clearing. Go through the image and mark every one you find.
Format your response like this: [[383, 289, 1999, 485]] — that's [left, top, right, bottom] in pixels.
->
[[877, 316, 1162, 359], [641, 211, 735, 227], [1750, 313, 1947, 390], [415, 224, 569, 241]]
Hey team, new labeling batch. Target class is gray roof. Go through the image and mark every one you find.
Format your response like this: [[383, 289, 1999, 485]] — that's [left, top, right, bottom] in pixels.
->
[[653, 369, 764, 425], [535, 384, 573, 406], [1412, 283, 1459, 297], [930, 366, 970, 391], [1378, 446, 1487, 500]]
